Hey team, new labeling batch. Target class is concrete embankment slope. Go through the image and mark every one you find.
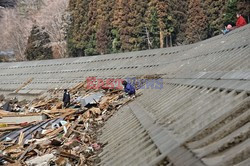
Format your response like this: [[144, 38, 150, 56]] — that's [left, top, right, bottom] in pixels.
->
[[98, 25, 250, 166], [0, 24, 249, 165]]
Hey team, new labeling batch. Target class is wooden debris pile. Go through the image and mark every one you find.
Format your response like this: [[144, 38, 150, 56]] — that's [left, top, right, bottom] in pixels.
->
[[0, 81, 135, 165]]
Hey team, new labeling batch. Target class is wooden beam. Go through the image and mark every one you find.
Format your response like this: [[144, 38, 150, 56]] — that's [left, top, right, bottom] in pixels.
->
[[14, 78, 34, 93]]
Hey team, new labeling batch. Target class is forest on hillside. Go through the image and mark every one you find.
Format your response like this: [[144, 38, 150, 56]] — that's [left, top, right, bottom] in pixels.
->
[[67, 0, 249, 57], [0, 0, 249, 61]]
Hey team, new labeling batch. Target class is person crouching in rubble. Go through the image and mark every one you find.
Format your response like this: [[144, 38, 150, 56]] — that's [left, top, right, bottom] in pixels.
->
[[122, 80, 136, 96], [63, 89, 70, 108]]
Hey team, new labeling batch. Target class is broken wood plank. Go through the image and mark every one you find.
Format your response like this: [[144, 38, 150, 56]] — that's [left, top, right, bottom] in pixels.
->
[[60, 110, 76, 118], [70, 81, 86, 93], [58, 150, 80, 161], [89, 107, 101, 115], [18, 132, 24, 146], [0, 110, 16, 116], [70, 129, 85, 136], [0, 155, 15, 163], [18, 144, 36, 161], [14, 78, 33, 93], [42, 112, 56, 118], [46, 126, 63, 137], [64, 120, 79, 138], [32, 98, 57, 108], [3, 144, 22, 154], [0, 126, 22, 131], [0, 154, 15, 163], [6, 162, 22, 166]]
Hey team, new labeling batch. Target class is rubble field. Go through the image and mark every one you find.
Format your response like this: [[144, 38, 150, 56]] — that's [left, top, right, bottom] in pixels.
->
[[0, 81, 135, 166]]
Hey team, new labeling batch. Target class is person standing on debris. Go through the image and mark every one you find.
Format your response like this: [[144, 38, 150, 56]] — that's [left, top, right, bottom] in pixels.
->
[[122, 80, 136, 96], [63, 89, 70, 108], [236, 13, 247, 28]]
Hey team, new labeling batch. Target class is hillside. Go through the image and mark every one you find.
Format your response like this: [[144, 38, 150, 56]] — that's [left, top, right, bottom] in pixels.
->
[[0, 0, 249, 60], [67, 0, 249, 56], [0, 0, 69, 60]]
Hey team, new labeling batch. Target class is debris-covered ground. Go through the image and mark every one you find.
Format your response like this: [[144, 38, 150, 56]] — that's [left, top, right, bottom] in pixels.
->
[[0, 81, 135, 166]]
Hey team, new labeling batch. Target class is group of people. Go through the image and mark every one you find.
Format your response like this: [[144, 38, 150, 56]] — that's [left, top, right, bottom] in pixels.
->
[[222, 13, 247, 35]]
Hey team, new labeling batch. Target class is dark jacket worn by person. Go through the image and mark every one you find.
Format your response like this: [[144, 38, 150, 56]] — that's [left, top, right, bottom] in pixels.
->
[[63, 92, 70, 107], [124, 83, 136, 95]]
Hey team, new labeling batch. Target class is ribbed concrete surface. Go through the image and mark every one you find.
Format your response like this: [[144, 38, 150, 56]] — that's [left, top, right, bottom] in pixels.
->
[[99, 106, 160, 166], [0, 25, 249, 165], [0, 25, 248, 95], [97, 25, 250, 166]]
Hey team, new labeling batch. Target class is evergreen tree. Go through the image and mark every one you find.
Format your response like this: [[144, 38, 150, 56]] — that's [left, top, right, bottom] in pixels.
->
[[96, 21, 110, 55], [67, 0, 91, 57], [113, 0, 148, 52], [203, 0, 227, 37], [96, 0, 114, 54], [112, 0, 128, 52], [67, 0, 236, 56], [169, 0, 188, 45], [185, 0, 207, 44], [127, 0, 148, 51], [25, 25, 53, 60], [145, 5, 160, 49], [84, 0, 98, 56], [145, 0, 176, 48], [155, 0, 168, 48], [112, 0, 131, 51], [111, 29, 121, 53], [224, 0, 238, 26]]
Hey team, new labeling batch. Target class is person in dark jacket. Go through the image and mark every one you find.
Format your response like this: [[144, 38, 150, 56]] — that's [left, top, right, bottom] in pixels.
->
[[122, 80, 135, 96], [63, 89, 70, 108]]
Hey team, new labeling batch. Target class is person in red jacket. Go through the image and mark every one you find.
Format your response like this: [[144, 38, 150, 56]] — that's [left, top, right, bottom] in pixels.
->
[[236, 13, 247, 27]]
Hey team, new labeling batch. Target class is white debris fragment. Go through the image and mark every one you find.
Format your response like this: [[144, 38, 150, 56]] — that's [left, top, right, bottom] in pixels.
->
[[26, 154, 55, 166]]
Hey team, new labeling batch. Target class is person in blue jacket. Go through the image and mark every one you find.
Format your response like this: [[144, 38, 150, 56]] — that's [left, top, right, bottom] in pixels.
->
[[122, 80, 136, 95]]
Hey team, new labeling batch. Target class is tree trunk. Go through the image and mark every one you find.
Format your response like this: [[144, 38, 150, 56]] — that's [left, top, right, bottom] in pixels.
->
[[160, 29, 164, 48], [166, 35, 169, 48], [170, 33, 173, 47], [145, 27, 151, 49]]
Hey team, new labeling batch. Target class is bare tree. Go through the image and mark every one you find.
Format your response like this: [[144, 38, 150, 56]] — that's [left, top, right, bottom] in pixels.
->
[[34, 0, 69, 58], [0, 9, 32, 60], [0, 0, 69, 60]]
